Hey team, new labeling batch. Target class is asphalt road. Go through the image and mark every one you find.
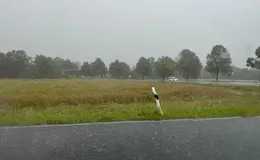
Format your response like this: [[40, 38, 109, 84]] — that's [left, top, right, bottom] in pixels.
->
[[131, 79, 260, 86], [1, 117, 260, 160], [193, 81, 260, 86]]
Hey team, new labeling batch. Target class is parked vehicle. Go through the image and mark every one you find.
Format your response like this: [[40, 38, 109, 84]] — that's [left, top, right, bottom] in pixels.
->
[[169, 76, 178, 82]]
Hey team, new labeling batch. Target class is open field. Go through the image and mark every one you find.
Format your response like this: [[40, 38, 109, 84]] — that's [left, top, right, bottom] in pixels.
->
[[0, 79, 260, 126]]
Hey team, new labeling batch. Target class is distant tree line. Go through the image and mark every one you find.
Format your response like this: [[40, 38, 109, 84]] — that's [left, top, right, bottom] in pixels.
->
[[0, 44, 259, 81]]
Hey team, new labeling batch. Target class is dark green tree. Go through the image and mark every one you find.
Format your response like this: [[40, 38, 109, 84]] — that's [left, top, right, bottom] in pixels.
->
[[155, 56, 176, 82], [80, 62, 92, 77], [90, 58, 107, 77], [135, 57, 151, 79], [0, 52, 7, 78], [109, 60, 130, 79], [246, 46, 260, 81], [177, 49, 202, 80], [64, 59, 78, 70], [148, 57, 156, 78], [205, 45, 233, 81], [53, 57, 79, 70], [4, 50, 31, 78], [34, 55, 61, 78], [53, 57, 65, 69]]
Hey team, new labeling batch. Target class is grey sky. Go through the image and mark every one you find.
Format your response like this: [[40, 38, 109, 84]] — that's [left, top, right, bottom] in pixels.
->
[[0, 0, 259, 68]]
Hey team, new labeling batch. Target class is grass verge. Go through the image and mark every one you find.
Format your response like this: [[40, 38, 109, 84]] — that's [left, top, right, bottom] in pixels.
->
[[0, 79, 260, 126]]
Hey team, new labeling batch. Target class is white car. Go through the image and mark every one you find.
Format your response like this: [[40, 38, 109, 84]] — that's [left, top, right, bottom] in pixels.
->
[[169, 76, 178, 82]]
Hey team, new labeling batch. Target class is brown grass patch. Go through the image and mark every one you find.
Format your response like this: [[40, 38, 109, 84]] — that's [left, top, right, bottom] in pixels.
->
[[0, 79, 236, 108]]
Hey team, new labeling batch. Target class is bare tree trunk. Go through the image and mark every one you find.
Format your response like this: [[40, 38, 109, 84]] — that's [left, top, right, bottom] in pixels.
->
[[216, 72, 219, 81], [185, 72, 189, 81], [215, 66, 220, 81]]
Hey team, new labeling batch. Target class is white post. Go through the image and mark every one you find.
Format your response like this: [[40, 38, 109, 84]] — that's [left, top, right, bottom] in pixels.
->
[[151, 87, 163, 116]]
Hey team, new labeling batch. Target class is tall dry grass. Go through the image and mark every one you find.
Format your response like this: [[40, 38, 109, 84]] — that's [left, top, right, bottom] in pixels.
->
[[1, 79, 260, 126], [0, 79, 236, 108]]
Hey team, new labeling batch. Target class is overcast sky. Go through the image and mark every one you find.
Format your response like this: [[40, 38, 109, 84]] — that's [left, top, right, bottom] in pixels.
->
[[0, 0, 259, 68]]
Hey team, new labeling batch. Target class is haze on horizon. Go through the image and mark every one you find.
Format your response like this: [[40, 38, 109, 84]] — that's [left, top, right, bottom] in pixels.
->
[[0, 0, 259, 68]]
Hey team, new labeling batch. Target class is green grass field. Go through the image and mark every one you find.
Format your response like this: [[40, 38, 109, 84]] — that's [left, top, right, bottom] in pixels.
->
[[0, 79, 260, 126]]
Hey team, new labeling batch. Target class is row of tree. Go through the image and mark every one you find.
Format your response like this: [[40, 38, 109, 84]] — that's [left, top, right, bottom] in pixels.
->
[[0, 44, 259, 81], [0, 51, 80, 78]]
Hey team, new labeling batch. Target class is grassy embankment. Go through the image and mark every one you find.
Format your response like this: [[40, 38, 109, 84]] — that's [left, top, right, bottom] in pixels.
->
[[0, 79, 260, 126]]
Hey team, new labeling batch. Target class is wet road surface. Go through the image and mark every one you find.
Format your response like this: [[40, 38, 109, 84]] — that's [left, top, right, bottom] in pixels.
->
[[1, 117, 260, 160]]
